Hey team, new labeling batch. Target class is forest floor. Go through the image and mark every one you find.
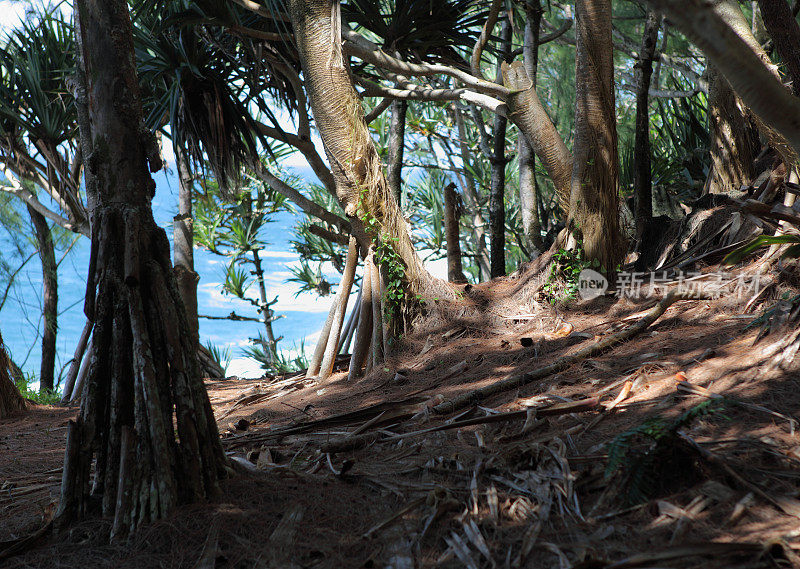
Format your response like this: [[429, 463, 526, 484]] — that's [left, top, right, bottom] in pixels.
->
[[2, 260, 800, 568]]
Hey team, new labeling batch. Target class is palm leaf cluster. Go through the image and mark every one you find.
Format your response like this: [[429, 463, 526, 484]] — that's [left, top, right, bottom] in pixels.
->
[[133, 0, 298, 195]]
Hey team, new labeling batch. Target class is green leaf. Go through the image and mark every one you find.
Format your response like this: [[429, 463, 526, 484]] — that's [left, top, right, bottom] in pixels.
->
[[724, 235, 800, 265]]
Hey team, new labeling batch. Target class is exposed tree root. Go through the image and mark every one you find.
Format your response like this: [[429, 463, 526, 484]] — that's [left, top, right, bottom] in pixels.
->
[[55, 208, 228, 540]]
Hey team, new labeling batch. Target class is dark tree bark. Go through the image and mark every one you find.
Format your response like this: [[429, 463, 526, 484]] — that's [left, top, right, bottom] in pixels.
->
[[705, 65, 760, 195], [443, 183, 467, 283], [57, 0, 227, 539], [568, 0, 625, 276], [489, 18, 512, 279], [386, 99, 407, 206], [518, 1, 545, 256], [757, 0, 800, 96], [252, 248, 279, 364], [633, 10, 662, 244], [26, 205, 58, 392], [0, 331, 26, 419]]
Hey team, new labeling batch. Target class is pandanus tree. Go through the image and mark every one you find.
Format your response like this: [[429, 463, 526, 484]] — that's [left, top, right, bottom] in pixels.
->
[[0, 12, 86, 392], [57, 0, 226, 537], [194, 179, 289, 369], [567, 0, 624, 275], [312, 0, 611, 266], [133, 0, 361, 356], [639, 0, 800, 159], [345, 0, 494, 279], [133, 0, 286, 343], [0, 330, 26, 419]]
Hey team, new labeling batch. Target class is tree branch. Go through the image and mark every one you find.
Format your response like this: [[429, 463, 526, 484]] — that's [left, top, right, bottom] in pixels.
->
[[199, 311, 262, 322], [249, 161, 350, 233], [641, 0, 800, 156], [0, 165, 89, 236], [306, 223, 350, 246], [355, 76, 507, 116], [471, 0, 503, 79], [363, 97, 393, 123], [342, 28, 509, 99], [254, 120, 336, 195]]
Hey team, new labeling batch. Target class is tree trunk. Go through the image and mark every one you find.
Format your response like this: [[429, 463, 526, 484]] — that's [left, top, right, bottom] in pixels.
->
[[489, 19, 511, 279], [518, 1, 545, 256], [58, 0, 227, 538], [443, 183, 467, 283], [386, 99, 407, 207], [319, 237, 358, 379], [370, 249, 384, 369], [252, 248, 278, 364], [501, 64, 573, 218], [454, 106, 491, 281], [288, 0, 428, 295], [705, 64, 760, 195], [568, 0, 624, 276], [173, 145, 200, 344], [27, 205, 58, 392], [0, 331, 26, 419], [633, 10, 662, 248], [756, 0, 800, 95], [348, 256, 373, 380]]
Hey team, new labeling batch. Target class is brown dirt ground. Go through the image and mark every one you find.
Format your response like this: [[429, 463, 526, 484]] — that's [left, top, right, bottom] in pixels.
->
[[2, 263, 800, 568]]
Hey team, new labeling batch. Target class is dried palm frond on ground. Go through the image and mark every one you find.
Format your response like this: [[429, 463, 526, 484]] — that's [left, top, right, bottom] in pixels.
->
[[3, 276, 800, 568]]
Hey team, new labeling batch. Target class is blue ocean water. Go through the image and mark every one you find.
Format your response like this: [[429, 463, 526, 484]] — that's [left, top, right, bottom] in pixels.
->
[[0, 168, 345, 386]]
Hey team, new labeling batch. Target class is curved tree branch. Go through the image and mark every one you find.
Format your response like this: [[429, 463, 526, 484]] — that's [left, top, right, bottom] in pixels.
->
[[249, 160, 350, 234], [0, 164, 89, 236], [342, 28, 509, 99], [363, 96, 393, 123], [471, 0, 503, 79], [254, 120, 336, 195], [356, 76, 508, 116]]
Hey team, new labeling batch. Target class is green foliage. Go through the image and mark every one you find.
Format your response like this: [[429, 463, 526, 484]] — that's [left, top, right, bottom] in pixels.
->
[[724, 234, 800, 265], [357, 186, 406, 323], [342, 0, 485, 66], [222, 264, 251, 299], [605, 400, 725, 505], [287, 259, 331, 297], [132, 0, 291, 194], [15, 373, 59, 405], [243, 337, 309, 374], [376, 237, 405, 322], [204, 341, 231, 375], [0, 9, 77, 146], [542, 247, 597, 304], [194, 176, 290, 371]]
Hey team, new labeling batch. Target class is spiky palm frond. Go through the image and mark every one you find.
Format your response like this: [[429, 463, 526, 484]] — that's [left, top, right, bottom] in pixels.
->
[[287, 259, 331, 297], [0, 8, 78, 190], [132, 0, 295, 196], [605, 400, 724, 505], [222, 262, 252, 298], [243, 336, 308, 373], [0, 11, 76, 147], [204, 340, 231, 374], [343, 0, 486, 67]]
